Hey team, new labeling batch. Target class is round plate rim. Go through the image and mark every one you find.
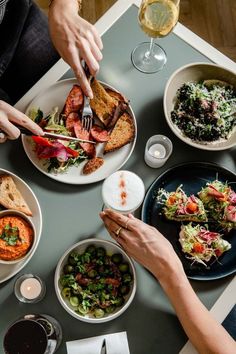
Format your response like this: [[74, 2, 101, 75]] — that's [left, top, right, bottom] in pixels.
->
[[141, 161, 236, 281], [22, 78, 137, 185], [0, 168, 42, 283]]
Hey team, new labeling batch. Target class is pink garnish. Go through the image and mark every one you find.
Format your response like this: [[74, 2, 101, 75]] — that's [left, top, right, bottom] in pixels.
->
[[207, 185, 225, 200], [225, 205, 236, 222], [229, 191, 236, 204]]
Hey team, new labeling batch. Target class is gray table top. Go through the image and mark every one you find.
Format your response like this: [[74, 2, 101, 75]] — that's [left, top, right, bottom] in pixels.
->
[[0, 5, 235, 354]]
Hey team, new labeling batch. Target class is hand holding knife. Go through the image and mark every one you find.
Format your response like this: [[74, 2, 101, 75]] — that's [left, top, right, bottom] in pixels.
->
[[0, 125, 96, 144]]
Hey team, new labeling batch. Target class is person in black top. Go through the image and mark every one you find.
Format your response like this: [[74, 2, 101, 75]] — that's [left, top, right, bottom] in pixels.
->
[[0, 0, 102, 143]]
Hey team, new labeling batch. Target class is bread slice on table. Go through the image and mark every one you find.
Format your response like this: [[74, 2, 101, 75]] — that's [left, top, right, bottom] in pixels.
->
[[90, 79, 117, 126], [104, 112, 135, 153], [0, 175, 32, 216]]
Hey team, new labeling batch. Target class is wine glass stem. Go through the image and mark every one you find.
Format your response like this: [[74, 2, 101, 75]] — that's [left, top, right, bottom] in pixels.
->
[[144, 38, 155, 61]]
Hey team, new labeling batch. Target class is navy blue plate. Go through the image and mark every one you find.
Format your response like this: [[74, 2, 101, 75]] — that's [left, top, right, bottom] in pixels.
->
[[141, 162, 236, 281]]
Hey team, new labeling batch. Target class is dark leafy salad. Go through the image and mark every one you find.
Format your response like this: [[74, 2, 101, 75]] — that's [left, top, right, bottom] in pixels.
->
[[59, 245, 133, 318], [171, 81, 236, 142]]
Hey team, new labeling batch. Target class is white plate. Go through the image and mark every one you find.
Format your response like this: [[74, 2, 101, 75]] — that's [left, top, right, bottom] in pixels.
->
[[0, 169, 42, 283], [22, 79, 137, 185]]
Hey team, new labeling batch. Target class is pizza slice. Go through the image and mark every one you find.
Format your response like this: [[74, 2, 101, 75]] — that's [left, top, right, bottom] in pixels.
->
[[179, 223, 231, 266], [198, 180, 236, 231], [159, 186, 208, 222]]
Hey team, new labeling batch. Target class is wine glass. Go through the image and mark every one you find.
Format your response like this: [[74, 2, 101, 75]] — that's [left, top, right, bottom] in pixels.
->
[[131, 0, 180, 73]]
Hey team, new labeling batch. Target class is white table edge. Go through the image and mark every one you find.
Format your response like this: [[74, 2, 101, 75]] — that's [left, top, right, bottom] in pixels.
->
[[179, 275, 236, 354], [15, 0, 236, 112]]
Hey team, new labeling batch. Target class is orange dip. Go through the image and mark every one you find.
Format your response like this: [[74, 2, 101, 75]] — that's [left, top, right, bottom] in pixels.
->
[[0, 216, 33, 261]]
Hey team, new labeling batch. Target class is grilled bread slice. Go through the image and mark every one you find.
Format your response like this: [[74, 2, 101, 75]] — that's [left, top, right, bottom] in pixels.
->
[[104, 112, 135, 153], [0, 175, 32, 216], [90, 80, 117, 126], [105, 88, 129, 128]]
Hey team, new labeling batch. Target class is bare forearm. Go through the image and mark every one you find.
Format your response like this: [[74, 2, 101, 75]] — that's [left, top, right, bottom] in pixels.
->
[[159, 271, 236, 354]]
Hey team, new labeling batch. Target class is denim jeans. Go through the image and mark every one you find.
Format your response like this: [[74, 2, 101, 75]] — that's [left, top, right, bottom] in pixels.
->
[[0, 0, 59, 104]]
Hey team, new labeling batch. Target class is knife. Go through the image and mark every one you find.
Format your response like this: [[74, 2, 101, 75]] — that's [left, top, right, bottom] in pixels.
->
[[0, 126, 96, 144], [100, 339, 107, 354]]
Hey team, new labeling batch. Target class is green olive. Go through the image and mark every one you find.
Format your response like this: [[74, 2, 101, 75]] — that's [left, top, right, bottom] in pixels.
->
[[118, 262, 129, 273], [119, 285, 130, 295], [77, 305, 90, 315], [94, 308, 105, 318], [115, 297, 124, 307], [68, 255, 77, 266], [61, 287, 71, 298], [96, 247, 106, 258], [105, 305, 115, 314], [85, 244, 96, 256], [63, 264, 74, 274], [70, 296, 79, 307], [122, 273, 132, 283], [88, 269, 97, 278], [111, 253, 123, 264]]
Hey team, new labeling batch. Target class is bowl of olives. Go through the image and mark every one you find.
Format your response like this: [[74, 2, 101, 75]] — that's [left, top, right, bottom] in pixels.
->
[[54, 238, 136, 323]]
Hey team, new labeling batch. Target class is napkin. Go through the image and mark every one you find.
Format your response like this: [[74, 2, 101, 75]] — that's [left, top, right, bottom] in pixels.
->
[[66, 331, 130, 354]]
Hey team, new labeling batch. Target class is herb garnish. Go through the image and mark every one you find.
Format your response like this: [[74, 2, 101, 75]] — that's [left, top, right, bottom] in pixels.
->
[[0, 224, 20, 246]]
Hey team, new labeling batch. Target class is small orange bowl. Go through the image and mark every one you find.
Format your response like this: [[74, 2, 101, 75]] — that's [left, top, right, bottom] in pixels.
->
[[0, 210, 36, 264]]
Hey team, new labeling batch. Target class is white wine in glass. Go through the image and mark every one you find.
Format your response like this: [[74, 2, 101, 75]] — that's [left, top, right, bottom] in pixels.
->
[[131, 0, 180, 73]]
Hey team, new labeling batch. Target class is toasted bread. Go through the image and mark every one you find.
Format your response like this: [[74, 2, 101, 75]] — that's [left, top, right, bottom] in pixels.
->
[[105, 88, 128, 105], [0, 175, 32, 216], [90, 80, 117, 126], [104, 112, 135, 153], [105, 88, 129, 128], [83, 157, 104, 175]]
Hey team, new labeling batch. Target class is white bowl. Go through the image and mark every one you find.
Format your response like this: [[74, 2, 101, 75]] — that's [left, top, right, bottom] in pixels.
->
[[0, 210, 36, 264], [164, 62, 236, 151], [54, 238, 136, 323]]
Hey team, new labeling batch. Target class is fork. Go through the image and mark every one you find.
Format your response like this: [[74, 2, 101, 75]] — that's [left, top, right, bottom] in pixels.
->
[[82, 94, 93, 132], [81, 63, 93, 132]]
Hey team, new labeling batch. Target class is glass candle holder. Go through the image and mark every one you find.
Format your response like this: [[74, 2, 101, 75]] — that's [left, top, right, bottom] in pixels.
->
[[14, 274, 46, 303], [144, 135, 173, 168]]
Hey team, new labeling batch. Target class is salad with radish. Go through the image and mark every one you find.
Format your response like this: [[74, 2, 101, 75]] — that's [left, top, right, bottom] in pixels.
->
[[198, 180, 236, 232], [179, 223, 231, 266]]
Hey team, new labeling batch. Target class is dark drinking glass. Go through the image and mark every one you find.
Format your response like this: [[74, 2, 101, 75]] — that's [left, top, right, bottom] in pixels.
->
[[3, 314, 62, 354], [4, 320, 48, 354]]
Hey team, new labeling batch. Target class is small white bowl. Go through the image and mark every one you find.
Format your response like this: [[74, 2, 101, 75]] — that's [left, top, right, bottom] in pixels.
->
[[164, 62, 236, 151], [54, 238, 136, 323], [0, 210, 36, 264]]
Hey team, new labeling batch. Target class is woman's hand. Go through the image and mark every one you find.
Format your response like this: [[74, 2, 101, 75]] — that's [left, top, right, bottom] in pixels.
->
[[100, 209, 185, 284], [48, 0, 103, 98], [0, 101, 43, 143]]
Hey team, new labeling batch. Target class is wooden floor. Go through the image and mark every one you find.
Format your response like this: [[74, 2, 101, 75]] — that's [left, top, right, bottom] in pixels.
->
[[37, 0, 236, 62]]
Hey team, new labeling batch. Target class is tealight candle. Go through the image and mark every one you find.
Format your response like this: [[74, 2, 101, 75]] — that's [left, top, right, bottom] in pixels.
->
[[14, 274, 46, 303], [148, 143, 166, 159], [144, 135, 172, 168], [20, 278, 42, 300]]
